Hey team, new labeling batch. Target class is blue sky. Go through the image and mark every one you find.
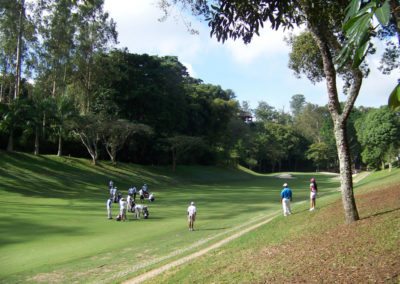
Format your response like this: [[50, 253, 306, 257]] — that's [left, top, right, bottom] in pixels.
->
[[104, 0, 398, 111]]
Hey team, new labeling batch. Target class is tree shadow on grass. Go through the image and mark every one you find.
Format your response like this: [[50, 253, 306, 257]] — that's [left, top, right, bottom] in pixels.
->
[[125, 216, 165, 221], [0, 151, 173, 201], [361, 207, 400, 220], [0, 217, 85, 246], [197, 227, 229, 231]]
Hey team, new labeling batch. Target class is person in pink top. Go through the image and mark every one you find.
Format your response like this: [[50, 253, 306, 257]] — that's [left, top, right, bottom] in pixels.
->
[[309, 177, 318, 211]]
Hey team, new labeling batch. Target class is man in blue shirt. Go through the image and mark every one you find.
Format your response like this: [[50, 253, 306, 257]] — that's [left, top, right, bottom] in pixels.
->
[[280, 183, 292, 216]]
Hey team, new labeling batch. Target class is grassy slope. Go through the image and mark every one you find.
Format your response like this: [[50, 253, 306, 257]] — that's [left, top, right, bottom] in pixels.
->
[[0, 151, 341, 283], [148, 168, 400, 283]]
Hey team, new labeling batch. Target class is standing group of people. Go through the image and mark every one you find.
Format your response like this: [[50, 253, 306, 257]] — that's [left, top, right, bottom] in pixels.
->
[[280, 177, 318, 216], [106, 180, 155, 221], [106, 180, 197, 231]]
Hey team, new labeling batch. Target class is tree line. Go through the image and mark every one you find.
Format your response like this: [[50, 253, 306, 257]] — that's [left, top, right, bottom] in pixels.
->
[[1, 57, 399, 173], [0, 0, 399, 174]]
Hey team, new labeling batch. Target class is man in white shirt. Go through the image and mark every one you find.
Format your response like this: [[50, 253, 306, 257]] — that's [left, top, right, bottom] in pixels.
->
[[119, 198, 127, 221], [127, 195, 133, 212], [106, 198, 112, 219], [187, 201, 197, 231], [128, 186, 137, 200]]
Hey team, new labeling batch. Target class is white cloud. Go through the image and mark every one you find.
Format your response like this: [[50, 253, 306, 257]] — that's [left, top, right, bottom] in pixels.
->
[[104, 1, 291, 65], [182, 61, 196, 77], [103, 0, 395, 109], [224, 28, 290, 64], [357, 68, 399, 107], [104, 0, 209, 60]]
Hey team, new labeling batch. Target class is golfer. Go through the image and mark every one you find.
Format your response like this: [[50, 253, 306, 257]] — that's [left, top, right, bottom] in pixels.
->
[[280, 183, 292, 216], [187, 201, 197, 231], [309, 177, 318, 211], [106, 198, 112, 219], [119, 198, 127, 221]]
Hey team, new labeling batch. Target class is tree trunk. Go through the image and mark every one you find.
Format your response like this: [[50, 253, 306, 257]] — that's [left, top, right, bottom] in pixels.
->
[[52, 79, 56, 97], [0, 82, 3, 103], [34, 125, 39, 155], [91, 139, 98, 165], [104, 144, 117, 165], [77, 132, 98, 165], [91, 154, 97, 165], [7, 128, 14, 151], [88, 141, 98, 165], [334, 122, 359, 223], [308, 17, 361, 223], [14, 0, 25, 100], [57, 131, 62, 157], [172, 149, 177, 171], [42, 113, 46, 139], [111, 147, 117, 165]]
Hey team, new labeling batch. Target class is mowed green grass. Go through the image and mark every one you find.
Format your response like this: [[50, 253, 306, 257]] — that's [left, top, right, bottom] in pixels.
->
[[0, 151, 340, 283], [148, 167, 400, 284]]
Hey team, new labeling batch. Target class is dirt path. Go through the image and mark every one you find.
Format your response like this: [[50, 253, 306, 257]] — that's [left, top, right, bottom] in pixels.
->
[[353, 171, 372, 183], [122, 214, 277, 284]]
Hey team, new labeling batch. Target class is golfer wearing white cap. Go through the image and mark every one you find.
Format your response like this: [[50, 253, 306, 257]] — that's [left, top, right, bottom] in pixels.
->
[[280, 183, 292, 216], [187, 201, 197, 231]]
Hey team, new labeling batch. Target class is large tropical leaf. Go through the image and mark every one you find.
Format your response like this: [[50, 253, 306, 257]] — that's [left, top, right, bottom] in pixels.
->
[[375, 0, 391, 26], [337, 12, 373, 68], [353, 40, 370, 68], [344, 0, 362, 23], [388, 83, 400, 110]]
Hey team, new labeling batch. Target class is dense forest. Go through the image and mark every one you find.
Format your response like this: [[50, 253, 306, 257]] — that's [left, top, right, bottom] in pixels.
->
[[1, 0, 399, 172]]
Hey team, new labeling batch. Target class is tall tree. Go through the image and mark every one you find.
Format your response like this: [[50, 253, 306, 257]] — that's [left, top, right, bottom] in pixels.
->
[[14, 0, 25, 99], [26, 92, 55, 155], [0, 0, 36, 101], [0, 97, 29, 151], [306, 142, 330, 171], [355, 107, 400, 170], [159, 0, 363, 223], [100, 119, 152, 164], [290, 94, 306, 117], [36, 0, 76, 98], [72, 0, 117, 113], [254, 101, 279, 122], [53, 94, 78, 156], [166, 135, 204, 171], [294, 103, 327, 144], [289, 2, 363, 223], [71, 114, 101, 165]]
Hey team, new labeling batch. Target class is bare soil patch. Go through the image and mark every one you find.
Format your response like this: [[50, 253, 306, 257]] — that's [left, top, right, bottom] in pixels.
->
[[252, 184, 400, 283], [275, 173, 295, 179]]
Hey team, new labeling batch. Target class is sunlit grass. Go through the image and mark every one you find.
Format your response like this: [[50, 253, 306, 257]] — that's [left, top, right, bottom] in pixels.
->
[[0, 150, 342, 283], [148, 168, 400, 283]]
